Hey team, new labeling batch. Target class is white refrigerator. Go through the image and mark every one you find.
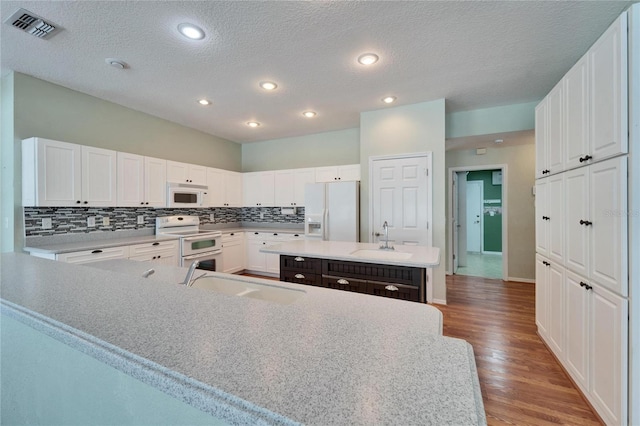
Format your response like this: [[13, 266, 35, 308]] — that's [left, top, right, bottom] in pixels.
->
[[304, 181, 359, 242]]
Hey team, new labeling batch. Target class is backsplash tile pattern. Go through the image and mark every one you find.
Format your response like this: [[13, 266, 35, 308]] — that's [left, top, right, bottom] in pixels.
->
[[23, 206, 304, 237]]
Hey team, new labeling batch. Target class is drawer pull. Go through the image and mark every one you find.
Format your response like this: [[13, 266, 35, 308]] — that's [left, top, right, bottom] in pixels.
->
[[385, 285, 399, 291], [152, 242, 160, 246], [91, 250, 103, 254], [337, 279, 349, 285], [294, 274, 305, 279], [294, 256, 305, 262]]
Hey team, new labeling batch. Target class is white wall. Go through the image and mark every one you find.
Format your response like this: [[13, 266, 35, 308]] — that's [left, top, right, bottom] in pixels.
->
[[360, 99, 447, 302]]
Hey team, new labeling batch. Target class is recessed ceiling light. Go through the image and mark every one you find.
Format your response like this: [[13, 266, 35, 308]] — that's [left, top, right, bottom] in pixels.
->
[[494, 139, 504, 144], [105, 58, 127, 69], [259, 81, 278, 91], [382, 96, 397, 104], [177, 23, 205, 40], [247, 121, 261, 128], [198, 99, 211, 106], [357, 53, 379, 65], [302, 111, 317, 118]]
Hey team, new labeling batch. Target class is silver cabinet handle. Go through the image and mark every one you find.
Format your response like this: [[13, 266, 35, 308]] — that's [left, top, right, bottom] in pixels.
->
[[294, 256, 305, 262], [294, 274, 305, 279], [385, 285, 399, 291], [337, 279, 349, 285]]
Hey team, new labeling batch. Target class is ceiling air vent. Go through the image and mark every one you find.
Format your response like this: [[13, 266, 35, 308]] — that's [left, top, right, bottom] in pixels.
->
[[4, 8, 60, 39]]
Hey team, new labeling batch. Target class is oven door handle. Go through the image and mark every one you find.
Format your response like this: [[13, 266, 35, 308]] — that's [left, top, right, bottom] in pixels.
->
[[183, 250, 222, 260], [182, 236, 220, 242]]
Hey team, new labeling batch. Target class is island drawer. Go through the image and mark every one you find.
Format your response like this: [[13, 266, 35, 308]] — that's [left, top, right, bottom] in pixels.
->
[[322, 259, 422, 287], [281, 270, 320, 286], [321, 275, 366, 293], [366, 280, 420, 302], [280, 255, 322, 273]]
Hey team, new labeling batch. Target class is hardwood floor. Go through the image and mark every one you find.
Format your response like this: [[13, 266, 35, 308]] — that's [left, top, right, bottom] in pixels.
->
[[438, 274, 601, 425]]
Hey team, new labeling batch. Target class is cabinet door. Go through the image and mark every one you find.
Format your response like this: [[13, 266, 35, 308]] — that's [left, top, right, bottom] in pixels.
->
[[589, 12, 628, 161], [57, 246, 130, 264], [224, 171, 243, 207], [166, 161, 188, 183], [274, 170, 295, 206], [36, 138, 82, 206], [564, 270, 590, 392], [188, 165, 207, 185], [293, 168, 316, 205], [535, 179, 549, 256], [535, 99, 548, 179], [246, 238, 266, 271], [81, 146, 117, 207], [547, 82, 564, 175], [589, 157, 627, 296], [144, 157, 167, 207], [547, 261, 565, 360], [117, 152, 144, 207], [243, 172, 262, 206], [564, 55, 590, 170], [548, 173, 564, 264], [206, 168, 226, 207], [315, 166, 338, 182], [535, 255, 549, 338], [564, 167, 590, 278], [338, 164, 361, 181], [222, 239, 245, 273], [589, 285, 628, 426]]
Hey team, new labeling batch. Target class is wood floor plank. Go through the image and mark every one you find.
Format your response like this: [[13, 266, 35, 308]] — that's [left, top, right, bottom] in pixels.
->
[[438, 275, 602, 425]]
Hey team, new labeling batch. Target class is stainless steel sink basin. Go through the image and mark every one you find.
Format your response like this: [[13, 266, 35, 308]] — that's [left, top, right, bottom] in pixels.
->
[[190, 276, 305, 305], [349, 249, 413, 261]]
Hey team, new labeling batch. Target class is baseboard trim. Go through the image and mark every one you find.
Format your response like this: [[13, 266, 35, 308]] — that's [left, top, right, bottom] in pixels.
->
[[481, 251, 502, 255], [431, 298, 447, 305], [507, 277, 535, 284]]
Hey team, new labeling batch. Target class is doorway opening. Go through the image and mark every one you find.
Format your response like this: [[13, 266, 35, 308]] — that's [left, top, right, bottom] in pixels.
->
[[449, 165, 507, 280]]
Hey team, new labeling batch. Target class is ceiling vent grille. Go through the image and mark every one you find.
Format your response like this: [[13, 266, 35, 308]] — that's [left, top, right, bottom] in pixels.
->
[[4, 8, 60, 39]]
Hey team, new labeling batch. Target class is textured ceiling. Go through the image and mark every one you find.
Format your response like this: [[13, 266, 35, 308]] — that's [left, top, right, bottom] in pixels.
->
[[0, 1, 634, 144]]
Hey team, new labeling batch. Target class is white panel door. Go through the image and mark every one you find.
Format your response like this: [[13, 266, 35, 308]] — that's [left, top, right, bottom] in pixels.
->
[[547, 82, 564, 175], [81, 146, 117, 207], [564, 270, 590, 391], [564, 167, 589, 278], [117, 152, 144, 207], [466, 181, 483, 253], [590, 285, 628, 426], [590, 157, 627, 296], [452, 172, 459, 273], [535, 179, 549, 256], [37, 139, 82, 206], [564, 55, 590, 170], [535, 99, 548, 178], [548, 173, 564, 264], [589, 12, 628, 161], [144, 157, 167, 207], [371, 156, 429, 246], [547, 261, 565, 359], [535, 255, 549, 338]]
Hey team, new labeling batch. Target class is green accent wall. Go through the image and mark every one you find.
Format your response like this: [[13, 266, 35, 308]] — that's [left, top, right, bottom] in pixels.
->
[[467, 170, 502, 252]]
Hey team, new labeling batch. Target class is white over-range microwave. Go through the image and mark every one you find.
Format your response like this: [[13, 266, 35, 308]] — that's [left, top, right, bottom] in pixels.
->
[[166, 182, 207, 207]]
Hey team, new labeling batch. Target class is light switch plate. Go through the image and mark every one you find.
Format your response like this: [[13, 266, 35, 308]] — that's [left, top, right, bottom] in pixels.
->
[[137, 215, 144, 225], [87, 216, 96, 227], [102, 217, 110, 226], [42, 218, 52, 229]]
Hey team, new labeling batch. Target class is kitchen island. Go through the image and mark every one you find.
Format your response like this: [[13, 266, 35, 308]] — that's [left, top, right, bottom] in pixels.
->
[[0, 253, 484, 425], [261, 240, 440, 303]]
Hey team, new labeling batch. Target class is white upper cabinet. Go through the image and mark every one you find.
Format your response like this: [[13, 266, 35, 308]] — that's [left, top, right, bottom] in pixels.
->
[[563, 55, 590, 171], [243, 171, 275, 207], [547, 173, 565, 265], [547, 82, 564, 175], [274, 168, 316, 206], [315, 164, 361, 182], [206, 168, 242, 207], [535, 178, 549, 256], [22, 138, 116, 207], [117, 154, 167, 207], [589, 11, 628, 162], [535, 99, 548, 178], [564, 166, 590, 278], [166, 160, 207, 185]]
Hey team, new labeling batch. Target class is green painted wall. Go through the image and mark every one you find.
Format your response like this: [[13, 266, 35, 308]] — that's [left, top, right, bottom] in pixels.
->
[[241, 128, 359, 172], [446, 101, 538, 139], [466, 170, 502, 252]]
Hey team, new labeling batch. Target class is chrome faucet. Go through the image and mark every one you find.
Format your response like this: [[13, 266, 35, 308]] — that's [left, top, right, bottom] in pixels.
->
[[379, 221, 394, 250], [181, 260, 200, 286], [141, 268, 155, 278]]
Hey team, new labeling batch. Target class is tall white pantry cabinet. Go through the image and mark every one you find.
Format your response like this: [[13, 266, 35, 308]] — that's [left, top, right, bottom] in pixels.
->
[[535, 6, 640, 426]]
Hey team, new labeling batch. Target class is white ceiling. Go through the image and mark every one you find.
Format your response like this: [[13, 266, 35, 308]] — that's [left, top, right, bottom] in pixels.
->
[[0, 1, 634, 144]]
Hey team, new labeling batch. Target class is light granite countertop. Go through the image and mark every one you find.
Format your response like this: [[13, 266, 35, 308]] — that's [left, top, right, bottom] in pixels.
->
[[23, 233, 180, 255], [1, 253, 484, 425], [261, 239, 441, 268]]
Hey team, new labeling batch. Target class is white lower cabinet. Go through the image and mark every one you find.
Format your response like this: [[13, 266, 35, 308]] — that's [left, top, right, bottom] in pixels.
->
[[56, 246, 130, 264], [535, 254, 564, 359], [128, 240, 179, 266], [244, 231, 303, 276], [221, 232, 245, 273]]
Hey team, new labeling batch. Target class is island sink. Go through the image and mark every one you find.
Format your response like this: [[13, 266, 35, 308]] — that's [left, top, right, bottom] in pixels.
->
[[190, 276, 306, 305], [349, 249, 413, 261]]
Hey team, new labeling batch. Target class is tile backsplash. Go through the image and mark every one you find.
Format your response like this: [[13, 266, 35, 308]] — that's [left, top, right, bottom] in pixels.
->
[[23, 206, 305, 237]]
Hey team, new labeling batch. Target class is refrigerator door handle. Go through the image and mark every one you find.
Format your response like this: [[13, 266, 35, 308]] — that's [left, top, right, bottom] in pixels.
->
[[322, 209, 328, 241]]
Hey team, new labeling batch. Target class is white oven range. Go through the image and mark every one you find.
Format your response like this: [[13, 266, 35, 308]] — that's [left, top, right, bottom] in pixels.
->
[[155, 215, 222, 272]]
